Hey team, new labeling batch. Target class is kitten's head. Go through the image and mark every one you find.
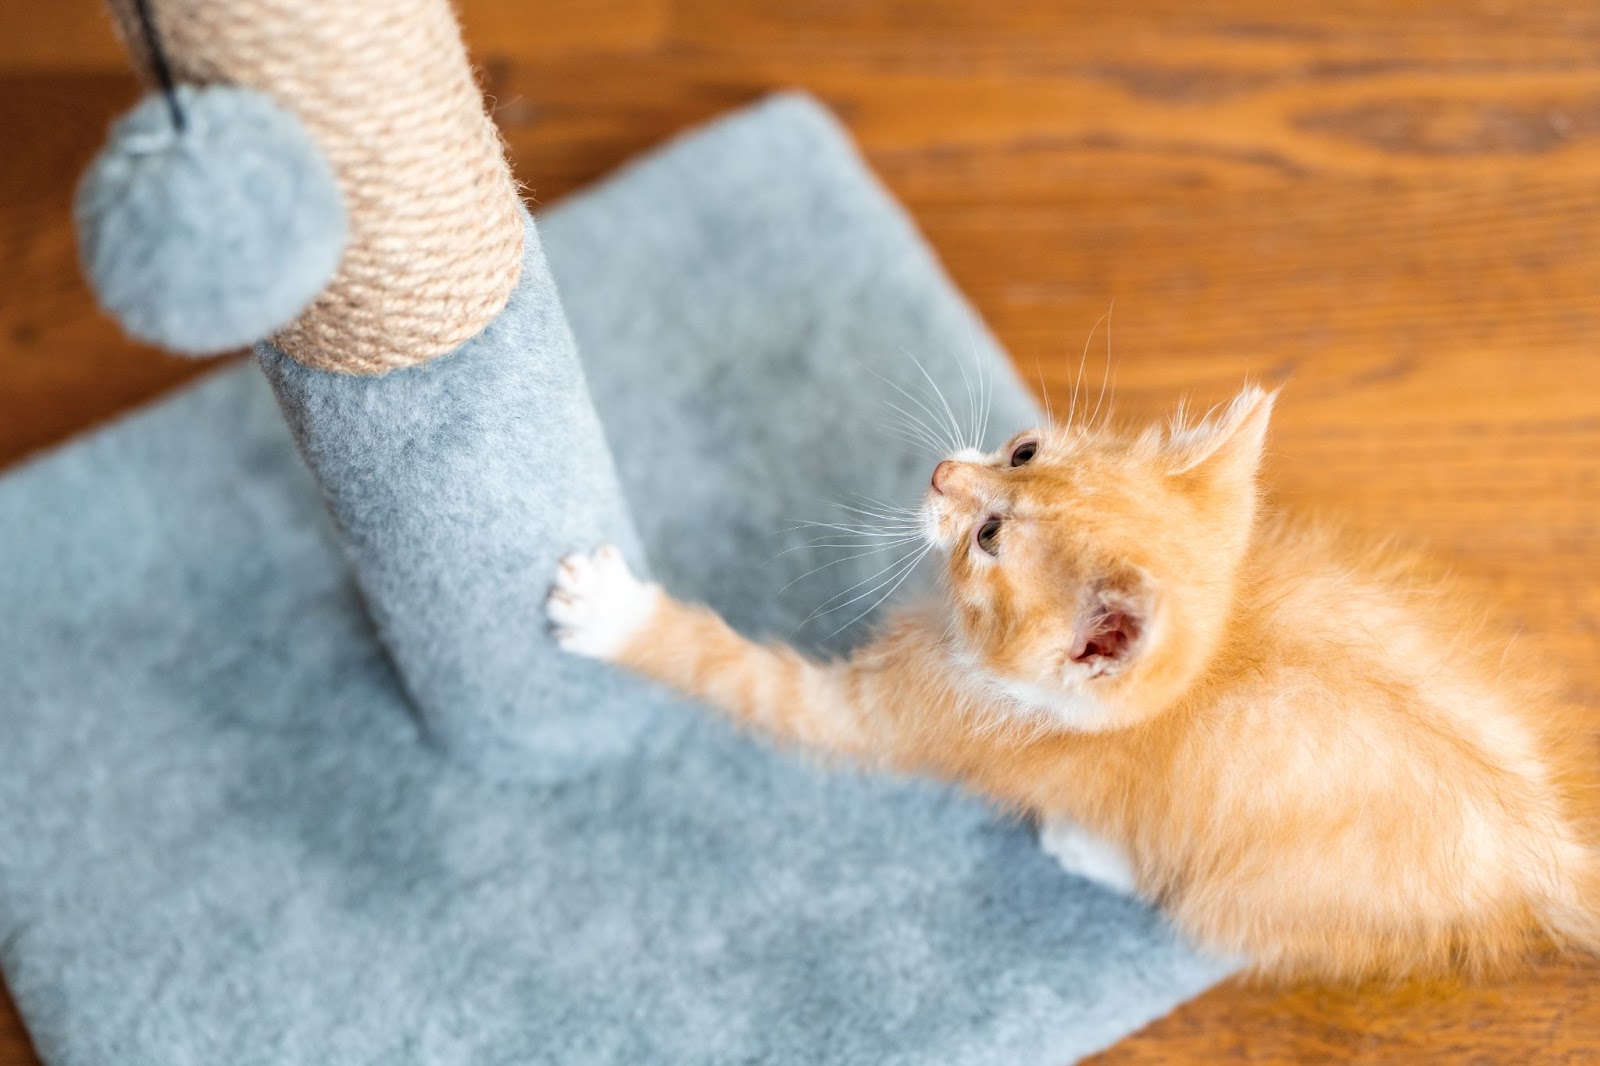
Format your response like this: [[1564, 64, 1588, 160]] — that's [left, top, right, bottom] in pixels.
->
[[921, 384, 1276, 731]]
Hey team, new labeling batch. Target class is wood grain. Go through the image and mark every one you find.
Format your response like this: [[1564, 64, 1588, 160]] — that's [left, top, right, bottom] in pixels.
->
[[1, 2, 1596, 1063]]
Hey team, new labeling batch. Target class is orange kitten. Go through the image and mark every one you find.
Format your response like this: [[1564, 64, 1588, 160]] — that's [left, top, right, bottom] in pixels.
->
[[546, 384, 1598, 980]]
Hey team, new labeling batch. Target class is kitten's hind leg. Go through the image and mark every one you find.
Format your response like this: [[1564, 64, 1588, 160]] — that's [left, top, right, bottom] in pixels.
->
[[1038, 817, 1139, 897]]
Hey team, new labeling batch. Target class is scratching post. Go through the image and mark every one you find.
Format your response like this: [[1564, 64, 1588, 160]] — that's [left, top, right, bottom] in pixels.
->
[[103, 0, 525, 372], [88, 0, 657, 778], [255, 219, 658, 779]]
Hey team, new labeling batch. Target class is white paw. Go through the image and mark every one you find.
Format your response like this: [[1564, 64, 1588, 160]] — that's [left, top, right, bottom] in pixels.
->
[[1039, 818, 1140, 897], [546, 545, 659, 660]]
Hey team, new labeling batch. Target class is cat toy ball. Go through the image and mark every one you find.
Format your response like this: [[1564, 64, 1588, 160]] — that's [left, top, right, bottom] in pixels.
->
[[76, 84, 346, 355]]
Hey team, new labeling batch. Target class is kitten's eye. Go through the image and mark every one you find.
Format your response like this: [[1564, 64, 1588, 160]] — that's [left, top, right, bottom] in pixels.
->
[[1009, 440, 1038, 467], [975, 516, 1003, 556]]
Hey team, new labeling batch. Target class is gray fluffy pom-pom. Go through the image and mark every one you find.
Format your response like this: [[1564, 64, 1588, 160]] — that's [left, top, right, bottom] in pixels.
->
[[75, 85, 347, 357]]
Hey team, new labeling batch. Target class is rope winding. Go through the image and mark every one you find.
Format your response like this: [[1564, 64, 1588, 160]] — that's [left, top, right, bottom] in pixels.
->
[[106, 0, 525, 374]]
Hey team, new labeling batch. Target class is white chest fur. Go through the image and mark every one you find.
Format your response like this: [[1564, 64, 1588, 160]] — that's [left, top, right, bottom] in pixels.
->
[[1038, 818, 1140, 897]]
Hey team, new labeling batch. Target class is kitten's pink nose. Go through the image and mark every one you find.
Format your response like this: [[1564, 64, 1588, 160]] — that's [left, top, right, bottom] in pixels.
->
[[931, 460, 957, 495]]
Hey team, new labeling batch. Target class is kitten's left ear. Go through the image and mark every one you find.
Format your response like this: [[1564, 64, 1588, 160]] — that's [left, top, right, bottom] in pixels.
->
[[1164, 384, 1278, 487], [1069, 573, 1153, 678]]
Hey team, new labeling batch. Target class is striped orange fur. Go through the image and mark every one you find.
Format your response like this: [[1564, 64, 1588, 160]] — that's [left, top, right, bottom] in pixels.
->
[[549, 384, 1599, 980]]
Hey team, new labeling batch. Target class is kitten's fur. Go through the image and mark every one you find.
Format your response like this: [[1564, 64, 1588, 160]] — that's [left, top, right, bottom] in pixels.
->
[[547, 384, 1599, 980]]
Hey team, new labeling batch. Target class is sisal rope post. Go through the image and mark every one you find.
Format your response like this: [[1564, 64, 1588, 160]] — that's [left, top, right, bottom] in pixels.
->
[[104, 0, 525, 374]]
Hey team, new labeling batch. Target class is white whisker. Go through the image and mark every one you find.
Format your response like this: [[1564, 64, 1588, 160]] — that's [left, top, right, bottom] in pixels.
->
[[967, 339, 990, 452], [778, 540, 922, 592], [777, 520, 921, 536], [1070, 308, 1108, 430], [844, 491, 921, 516], [869, 368, 961, 454], [766, 532, 922, 563], [1088, 301, 1114, 429], [833, 500, 920, 525], [809, 543, 930, 629], [953, 339, 978, 452], [883, 402, 951, 455], [827, 544, 933, 636], [901, 346, 966, 455], [1034, 359, 1056, 430], [802, 545, 926, 623]]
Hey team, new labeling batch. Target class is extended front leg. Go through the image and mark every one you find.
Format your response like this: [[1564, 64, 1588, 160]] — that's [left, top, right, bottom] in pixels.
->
[[546, 546, 878, 759]]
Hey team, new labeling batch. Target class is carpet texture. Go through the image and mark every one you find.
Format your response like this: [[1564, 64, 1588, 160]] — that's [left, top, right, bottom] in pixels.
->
[[0, 94, 1231, 1065]]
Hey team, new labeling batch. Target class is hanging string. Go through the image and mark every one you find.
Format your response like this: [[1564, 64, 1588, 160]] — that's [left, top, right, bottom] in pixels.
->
[[130, 0, 186, 131]]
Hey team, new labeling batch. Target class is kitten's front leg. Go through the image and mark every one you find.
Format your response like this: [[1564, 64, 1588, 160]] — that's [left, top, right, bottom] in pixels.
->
[[546, 546, 877, 758], [544, 545, 663, 661]]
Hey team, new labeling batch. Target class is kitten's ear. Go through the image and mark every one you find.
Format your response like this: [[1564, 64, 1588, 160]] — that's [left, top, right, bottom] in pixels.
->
[[1164, 384, 1278, 487], [1069, 574, 1152, 678]]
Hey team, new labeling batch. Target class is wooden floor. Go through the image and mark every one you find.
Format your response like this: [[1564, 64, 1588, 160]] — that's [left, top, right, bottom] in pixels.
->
[[3, 1, 1598, 1062]]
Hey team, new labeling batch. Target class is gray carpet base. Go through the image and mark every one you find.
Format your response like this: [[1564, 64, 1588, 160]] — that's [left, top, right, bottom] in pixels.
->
[[0, 95, 1230, 1066]]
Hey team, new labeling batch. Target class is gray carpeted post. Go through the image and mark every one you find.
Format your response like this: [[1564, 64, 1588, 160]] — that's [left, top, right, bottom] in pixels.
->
[[257, 214, 658, 779], [79, 0, 656, 778]]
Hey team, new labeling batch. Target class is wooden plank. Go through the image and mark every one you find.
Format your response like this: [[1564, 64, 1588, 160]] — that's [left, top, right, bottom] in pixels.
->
[[0, 72, 215, 466], [0, 1, 1596, 1063], [1087, 957, 1600, 1064], [0, 1, 126, 71], [459, 0, 669, 58], [0, 0, 670, 72]]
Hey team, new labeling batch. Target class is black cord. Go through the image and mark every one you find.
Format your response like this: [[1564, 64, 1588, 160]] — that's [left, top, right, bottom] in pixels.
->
[[130, 0, 186, 132]]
